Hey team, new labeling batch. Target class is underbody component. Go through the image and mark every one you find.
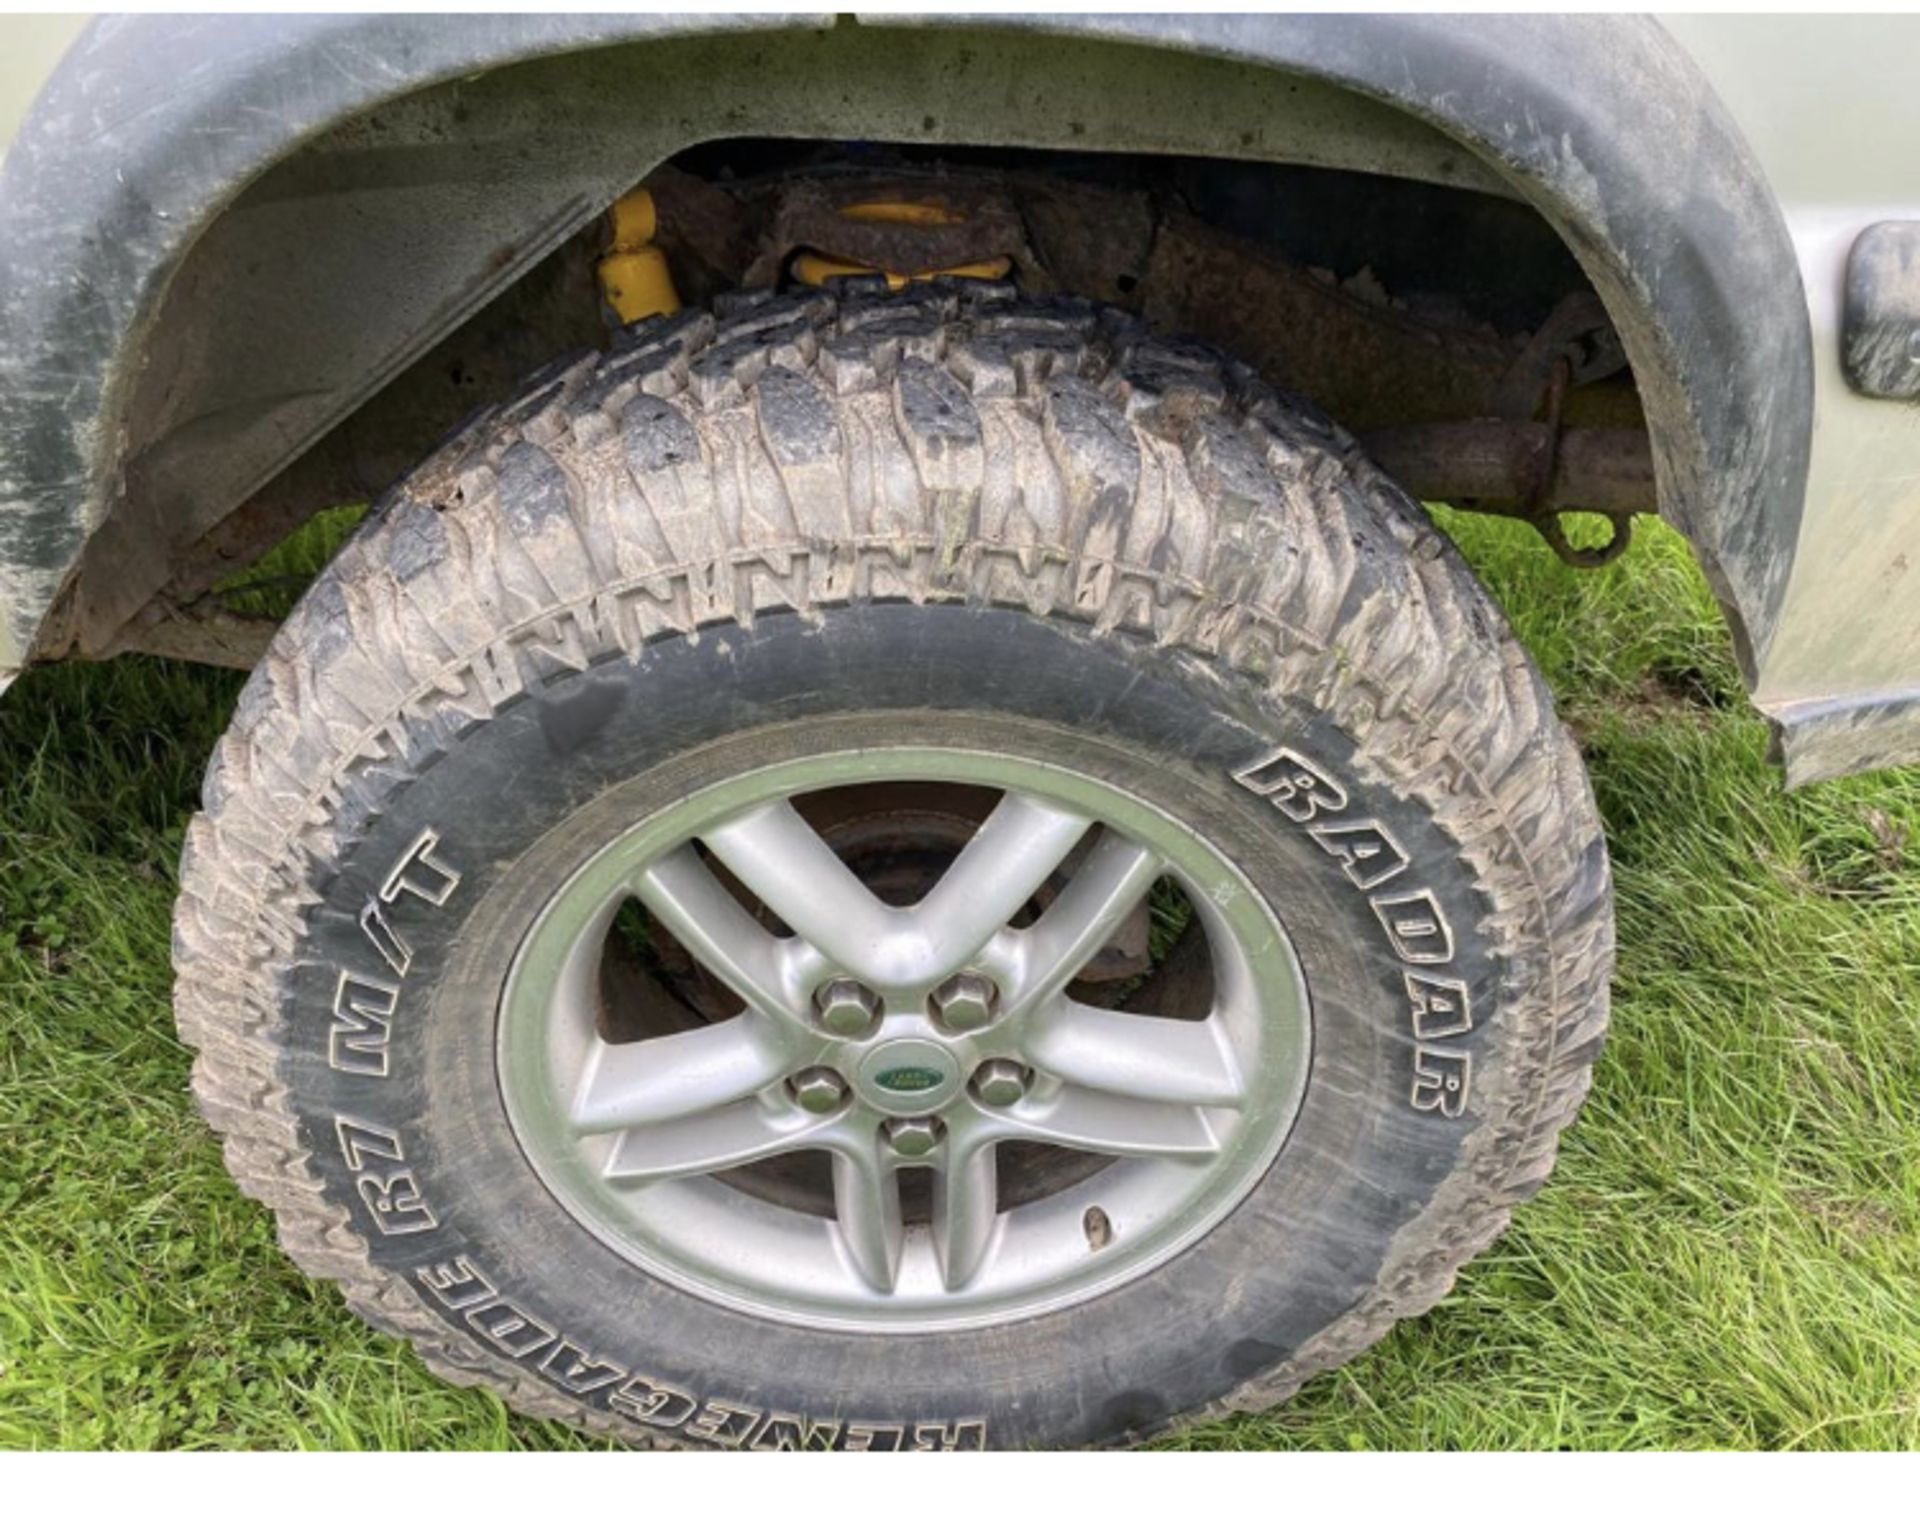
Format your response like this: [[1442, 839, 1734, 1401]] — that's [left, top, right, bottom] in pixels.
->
[[597, 189, 683, 327], [1358, 425, 1654, 528], [761, 185, 1019, 291], [707, 168, 1653, 564], [790, 251, 1014, 289]]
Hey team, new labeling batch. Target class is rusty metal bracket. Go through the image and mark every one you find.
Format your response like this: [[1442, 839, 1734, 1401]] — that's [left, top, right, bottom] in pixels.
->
[[1486, 293, 1637, 567], [1531, 502, 1636, 568], [1490, 291, 1625, 417], [1519, 352, 1634, 567]]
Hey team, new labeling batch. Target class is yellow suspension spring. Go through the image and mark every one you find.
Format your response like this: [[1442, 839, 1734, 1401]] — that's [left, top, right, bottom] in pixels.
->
[[792, 199, 1012, 290]]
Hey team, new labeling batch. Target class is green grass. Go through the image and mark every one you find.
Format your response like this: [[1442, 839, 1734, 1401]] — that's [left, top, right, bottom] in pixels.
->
[[2, 509, 1916, 1449]]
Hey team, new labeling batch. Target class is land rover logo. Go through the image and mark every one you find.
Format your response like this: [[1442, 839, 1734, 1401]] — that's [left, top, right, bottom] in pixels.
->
[[874, 1065, 945, 1093]]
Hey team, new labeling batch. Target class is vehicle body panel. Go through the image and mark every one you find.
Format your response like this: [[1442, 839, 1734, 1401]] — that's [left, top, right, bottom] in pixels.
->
[[1663, 15, 1920, 783], [0, 15, 83, 147]]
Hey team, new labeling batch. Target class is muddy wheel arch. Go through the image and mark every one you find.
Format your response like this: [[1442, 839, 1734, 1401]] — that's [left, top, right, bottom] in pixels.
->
[[0, 14, 1806, 715]]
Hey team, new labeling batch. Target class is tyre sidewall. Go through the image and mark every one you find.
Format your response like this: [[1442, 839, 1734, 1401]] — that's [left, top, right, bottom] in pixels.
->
[[289, 601, 1505, 1449]]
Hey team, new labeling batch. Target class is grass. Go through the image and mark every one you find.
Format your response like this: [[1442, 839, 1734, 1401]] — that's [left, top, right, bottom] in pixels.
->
[[1, 508, 1916, 1450]]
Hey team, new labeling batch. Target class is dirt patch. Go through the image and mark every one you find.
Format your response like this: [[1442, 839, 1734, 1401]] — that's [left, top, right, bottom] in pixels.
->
[[1862, 806, 1910, 871], [1641, 658, 1734, 712], [1789, 1188, 1904, 1247]]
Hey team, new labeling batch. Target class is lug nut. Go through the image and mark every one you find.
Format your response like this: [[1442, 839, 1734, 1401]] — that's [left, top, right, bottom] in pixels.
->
[[931, 971, 996, 1033], [789, 1066, 848, 1114], [971, 1058, 1030, 1108], [884, 1117, 944, 1158], [815, 977, 880, 1038]]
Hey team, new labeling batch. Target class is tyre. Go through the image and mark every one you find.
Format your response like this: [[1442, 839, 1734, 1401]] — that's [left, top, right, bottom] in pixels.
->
[[173, 284, 1612, 1449]]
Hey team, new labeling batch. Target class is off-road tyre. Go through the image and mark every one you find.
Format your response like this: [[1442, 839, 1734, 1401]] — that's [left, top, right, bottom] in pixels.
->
[[172, 282, 1613, 1449]]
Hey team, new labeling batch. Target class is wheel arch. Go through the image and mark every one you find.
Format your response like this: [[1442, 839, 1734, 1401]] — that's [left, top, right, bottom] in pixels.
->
[[0, 13, 1808, 693]]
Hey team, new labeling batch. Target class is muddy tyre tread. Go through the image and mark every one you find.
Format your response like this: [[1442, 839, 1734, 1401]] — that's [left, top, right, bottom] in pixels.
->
[[172, 282, 1612, 1447]]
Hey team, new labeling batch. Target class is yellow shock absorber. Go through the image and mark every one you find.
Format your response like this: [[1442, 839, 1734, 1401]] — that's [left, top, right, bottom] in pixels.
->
[[598, 188, 681, 325]]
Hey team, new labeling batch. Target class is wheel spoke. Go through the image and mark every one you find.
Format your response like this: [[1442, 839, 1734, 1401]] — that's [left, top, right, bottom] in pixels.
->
[[916, 792, 1094, 967], [999, 1084, 1221, 1159], [704, 792, 1092, 989], [830, 1139, 904, 1293], [1024, 1000, 1242, 1107], [601, 1096, 825, 1182], [632, 846, 799, 1021], [1014, 830, 1163, 1007], [700, 800, 901, 982], [569, 1017, 794, 1134], [933, 1136, 1000, 1291]]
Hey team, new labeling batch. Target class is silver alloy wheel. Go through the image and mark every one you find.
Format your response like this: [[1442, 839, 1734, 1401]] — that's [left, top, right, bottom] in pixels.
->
[[498, 747, 1312, 1332]]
